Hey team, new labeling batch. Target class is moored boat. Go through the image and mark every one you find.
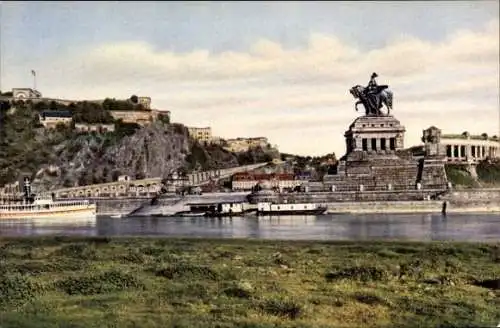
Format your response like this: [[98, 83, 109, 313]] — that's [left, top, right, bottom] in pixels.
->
[[0, 196, 97, 220], [0, 178, 96, 220], [256, 202, 327, 216], [204, 201, 250, 217], [177, 211, 206, 217]]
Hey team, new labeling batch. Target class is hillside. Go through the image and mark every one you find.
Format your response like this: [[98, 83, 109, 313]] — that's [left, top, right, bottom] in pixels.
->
[[0, 99, 276, 191], [445, 160, 500, 188]]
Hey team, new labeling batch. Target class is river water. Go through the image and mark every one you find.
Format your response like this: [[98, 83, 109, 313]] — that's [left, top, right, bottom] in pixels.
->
[[1, 213, 500, 241]]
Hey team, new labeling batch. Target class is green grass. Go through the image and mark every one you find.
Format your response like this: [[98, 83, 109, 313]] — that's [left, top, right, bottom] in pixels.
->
[[0, 237, 499, 328], [445, 165, 480, 188]]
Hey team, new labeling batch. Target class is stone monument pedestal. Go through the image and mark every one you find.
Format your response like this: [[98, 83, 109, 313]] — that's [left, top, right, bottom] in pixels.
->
[[324, 114, 448, 192]]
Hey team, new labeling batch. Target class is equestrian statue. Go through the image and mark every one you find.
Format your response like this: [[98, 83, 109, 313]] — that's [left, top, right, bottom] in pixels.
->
[[350, 73, 393, 116]]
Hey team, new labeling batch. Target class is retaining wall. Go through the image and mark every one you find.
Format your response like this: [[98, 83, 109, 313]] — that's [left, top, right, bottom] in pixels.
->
[[326, 200, 500, 214]]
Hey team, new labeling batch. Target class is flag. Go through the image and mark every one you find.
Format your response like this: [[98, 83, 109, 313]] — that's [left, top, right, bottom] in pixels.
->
[[31, 70, 36, 77]]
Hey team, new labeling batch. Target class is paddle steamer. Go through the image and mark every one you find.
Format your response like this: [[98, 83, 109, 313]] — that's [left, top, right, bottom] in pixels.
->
[[0, 178, 96, 220]]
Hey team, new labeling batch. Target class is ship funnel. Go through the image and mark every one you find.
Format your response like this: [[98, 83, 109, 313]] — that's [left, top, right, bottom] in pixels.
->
[[23, 177, 32, 199]]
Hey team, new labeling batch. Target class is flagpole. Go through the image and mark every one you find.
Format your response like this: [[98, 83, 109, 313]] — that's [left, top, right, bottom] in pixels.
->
[[32, 70, 37, 91]]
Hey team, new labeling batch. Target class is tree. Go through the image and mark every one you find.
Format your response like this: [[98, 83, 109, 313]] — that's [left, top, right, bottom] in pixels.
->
[[55, 122, 69, 133], [130, 95, 139, 104]]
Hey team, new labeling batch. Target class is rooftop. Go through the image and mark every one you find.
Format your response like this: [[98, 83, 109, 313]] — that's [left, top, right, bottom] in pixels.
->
[[442, 134, 499, 141], [40, 110, 72, 118]]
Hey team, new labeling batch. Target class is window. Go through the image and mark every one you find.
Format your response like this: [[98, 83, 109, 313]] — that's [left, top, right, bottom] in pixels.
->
[[389, 138, 396, 150], [447, 145, 452, 157], [453, 146, 459, 158], [362, 138, 368, 151], [380, 138, 386, 150], [371, 138, 377, 150]]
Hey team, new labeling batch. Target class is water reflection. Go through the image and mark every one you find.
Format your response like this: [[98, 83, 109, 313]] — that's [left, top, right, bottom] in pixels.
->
[[1, 213, 500, 241]]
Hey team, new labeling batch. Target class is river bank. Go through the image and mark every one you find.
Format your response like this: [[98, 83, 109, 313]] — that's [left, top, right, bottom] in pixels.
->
[[325, 200, 500, 214], [90, 188, 500, 216], [0, 237, 498, 328]]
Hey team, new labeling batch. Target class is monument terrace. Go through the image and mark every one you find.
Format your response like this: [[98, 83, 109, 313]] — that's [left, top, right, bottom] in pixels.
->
[[249, 73, 449, 204]]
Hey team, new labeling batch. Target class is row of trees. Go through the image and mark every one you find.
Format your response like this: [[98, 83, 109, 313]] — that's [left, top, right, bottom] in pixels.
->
[[30, 99, 139, 124]]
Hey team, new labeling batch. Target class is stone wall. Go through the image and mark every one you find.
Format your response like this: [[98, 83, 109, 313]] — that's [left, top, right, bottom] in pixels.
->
[[325, 199, 500, 214], [248, 189, 444, 204], [442, 188, 500, 206], [85, 197, 152, 215], [109, 110, 156, 125], [419, 158, 448, 189]]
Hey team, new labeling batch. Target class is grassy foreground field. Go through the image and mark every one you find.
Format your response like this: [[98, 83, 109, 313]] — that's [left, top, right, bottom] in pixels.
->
[[0, 237, 499, 328]]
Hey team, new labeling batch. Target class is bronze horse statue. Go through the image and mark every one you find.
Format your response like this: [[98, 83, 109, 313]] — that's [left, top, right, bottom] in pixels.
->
[[350, 84, 393, 116]]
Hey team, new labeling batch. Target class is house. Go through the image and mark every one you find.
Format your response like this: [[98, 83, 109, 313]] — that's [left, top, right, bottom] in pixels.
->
[[38, 110, 72, 129], [75, 123, 115, 134], [231, 172, 302, 191], [187, 127, 212, 143]]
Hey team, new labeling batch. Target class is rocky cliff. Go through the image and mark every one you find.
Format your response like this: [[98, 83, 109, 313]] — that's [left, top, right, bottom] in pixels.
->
[[33, 123, 191, 191], [0, 100, 276, 191]]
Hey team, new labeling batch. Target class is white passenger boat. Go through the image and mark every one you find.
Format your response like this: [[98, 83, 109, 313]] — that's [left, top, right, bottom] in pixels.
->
[[0, 178, 96, 220], [256, 202, 327, 216], [0, 195, 96, 220]]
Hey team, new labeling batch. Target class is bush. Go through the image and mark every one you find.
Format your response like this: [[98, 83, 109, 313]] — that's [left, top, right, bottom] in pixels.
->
[[56, 270, 144, 295], [51, 243, 97, 260], [1, 260, 83, 275], [0, 274, 43, 308], [325, 266, 390, 282], [223, 281, 253, 299], [353, 292, 389, 306], [477, 161, 500, 184], [445, 165, 477, 187], [155, 264, 220, 281], [258, 298, 302, 319], [157, 113, 170, 124]]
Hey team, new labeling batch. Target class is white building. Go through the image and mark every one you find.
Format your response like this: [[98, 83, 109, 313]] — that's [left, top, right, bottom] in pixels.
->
[[12, 88, 42, 100], [38, 111, 73, 129], [441, 132, 499, 163]]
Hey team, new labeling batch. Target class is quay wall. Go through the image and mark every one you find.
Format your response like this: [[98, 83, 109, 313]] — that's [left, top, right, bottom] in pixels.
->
[[71, 188, 500, 216], [62, 197, 152, 216], [441, 188, 500, 202], [325, 200, 500, 214], [248, 190, 446, 204]]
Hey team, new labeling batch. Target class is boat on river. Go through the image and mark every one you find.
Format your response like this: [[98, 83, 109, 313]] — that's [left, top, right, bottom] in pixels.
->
[[256, 202, 327, 216], [0, 178, 96, 220]]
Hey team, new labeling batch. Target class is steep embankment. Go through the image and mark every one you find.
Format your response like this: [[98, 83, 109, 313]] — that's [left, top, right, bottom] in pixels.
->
[[445, 161, 500, 188]]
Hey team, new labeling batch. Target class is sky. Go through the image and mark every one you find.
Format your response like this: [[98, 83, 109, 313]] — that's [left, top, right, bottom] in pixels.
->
[[1, 1, 499, 156]]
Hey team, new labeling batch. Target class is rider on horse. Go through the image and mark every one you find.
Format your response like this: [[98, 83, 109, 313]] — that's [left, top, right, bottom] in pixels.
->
[[367, 72, 378, 93], [365, 72, 389, 115]]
